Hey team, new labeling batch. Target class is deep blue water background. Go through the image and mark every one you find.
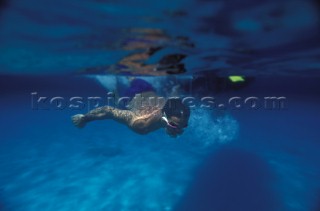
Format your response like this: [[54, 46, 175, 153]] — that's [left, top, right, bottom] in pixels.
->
[[1, 0, 320, 210], [0, 76, 320, 210]]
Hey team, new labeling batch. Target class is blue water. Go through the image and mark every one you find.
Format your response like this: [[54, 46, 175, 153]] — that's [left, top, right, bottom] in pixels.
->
[[0, 76, 319, 210], [1, 0, 320, 210]]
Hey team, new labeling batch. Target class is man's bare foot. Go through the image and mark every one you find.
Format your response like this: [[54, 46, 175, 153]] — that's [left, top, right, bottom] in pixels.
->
[[71, 114, 86, 128]]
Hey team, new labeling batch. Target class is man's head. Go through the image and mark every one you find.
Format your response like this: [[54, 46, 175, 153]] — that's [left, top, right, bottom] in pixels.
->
[[162, 98, 190, 137]]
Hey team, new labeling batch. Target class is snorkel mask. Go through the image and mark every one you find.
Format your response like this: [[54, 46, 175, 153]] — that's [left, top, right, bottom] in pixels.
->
[[161, 112, 178, 129]]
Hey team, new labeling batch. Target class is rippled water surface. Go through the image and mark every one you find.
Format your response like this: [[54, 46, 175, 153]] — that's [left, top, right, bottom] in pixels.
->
[[1, 0, 320, 75]]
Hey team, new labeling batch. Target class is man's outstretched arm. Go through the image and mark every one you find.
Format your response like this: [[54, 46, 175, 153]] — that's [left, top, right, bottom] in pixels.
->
[[71, 106, 134, 128]]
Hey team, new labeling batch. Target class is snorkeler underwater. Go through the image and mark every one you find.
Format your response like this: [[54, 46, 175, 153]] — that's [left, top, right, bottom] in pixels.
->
[[71, 92, 190, 137], [1, 0, 320, 210]]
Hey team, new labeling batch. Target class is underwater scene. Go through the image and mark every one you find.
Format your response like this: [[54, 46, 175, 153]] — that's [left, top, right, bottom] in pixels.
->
[[0, 0, 320, 210]]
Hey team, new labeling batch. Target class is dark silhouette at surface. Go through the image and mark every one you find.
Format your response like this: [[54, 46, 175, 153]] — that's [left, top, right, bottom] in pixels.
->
[[175, 147, 282, 211], [182, 71, 254, 96], [84, 28, 192, 75]]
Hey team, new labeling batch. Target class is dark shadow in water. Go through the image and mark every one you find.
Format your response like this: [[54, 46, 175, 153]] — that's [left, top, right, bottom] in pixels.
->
[[174, 147, 282, 211]]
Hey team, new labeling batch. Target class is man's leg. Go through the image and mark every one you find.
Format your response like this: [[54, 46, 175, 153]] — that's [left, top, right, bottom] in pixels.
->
[[71, 106, 134, 128]]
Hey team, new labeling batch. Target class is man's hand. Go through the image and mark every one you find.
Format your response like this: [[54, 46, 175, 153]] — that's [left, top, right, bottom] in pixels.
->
[[71, 114, 86, 128]]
